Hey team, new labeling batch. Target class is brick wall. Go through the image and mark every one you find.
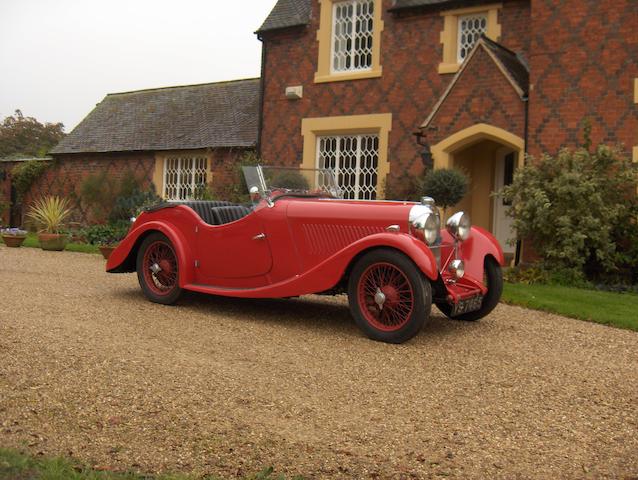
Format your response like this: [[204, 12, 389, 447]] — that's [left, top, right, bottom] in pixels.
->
[[260, 0, 532, 179], [527, 0, 638, 157], [24, 152, 156, 225], [425, 46, 527, 145]]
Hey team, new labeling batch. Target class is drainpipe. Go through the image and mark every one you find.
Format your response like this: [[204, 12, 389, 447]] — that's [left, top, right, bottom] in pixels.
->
[[514, 95, 530, 266], [256, 34, 267, 159]]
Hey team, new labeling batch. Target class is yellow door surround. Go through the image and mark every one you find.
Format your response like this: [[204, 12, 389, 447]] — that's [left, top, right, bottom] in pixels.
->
[[430, 123, 525, 170], [301, 113, 393, 198]]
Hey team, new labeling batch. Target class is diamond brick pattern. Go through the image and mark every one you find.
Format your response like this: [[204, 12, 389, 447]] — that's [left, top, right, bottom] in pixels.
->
[[527, 0, 638, 157], [260, 0, 532, 188]]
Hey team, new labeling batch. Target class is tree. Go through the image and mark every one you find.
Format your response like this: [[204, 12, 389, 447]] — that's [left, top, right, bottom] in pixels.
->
[[0, 110, 65, 158], [422, 168, 469, 210]]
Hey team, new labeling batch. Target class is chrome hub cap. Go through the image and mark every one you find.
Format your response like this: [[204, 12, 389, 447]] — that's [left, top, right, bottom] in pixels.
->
[[150, 263, 162, 274], [374, 288, 387, 310]]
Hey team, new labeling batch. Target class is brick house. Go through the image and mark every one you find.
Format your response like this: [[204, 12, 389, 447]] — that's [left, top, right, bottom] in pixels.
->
[[1, 79, 259, 225], [256, 0, 638, 254]]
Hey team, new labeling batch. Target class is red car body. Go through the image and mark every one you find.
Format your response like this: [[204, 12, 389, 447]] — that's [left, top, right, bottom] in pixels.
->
[[107, 166, 504, 343], [108, 198, 502, 295]]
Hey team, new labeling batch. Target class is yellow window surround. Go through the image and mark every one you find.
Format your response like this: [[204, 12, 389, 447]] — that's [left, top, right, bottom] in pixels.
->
[[438, 4, 502, 75], [153, 149, 214, 200], [301, 113, 393, 198], [314, 0, 384, 84]]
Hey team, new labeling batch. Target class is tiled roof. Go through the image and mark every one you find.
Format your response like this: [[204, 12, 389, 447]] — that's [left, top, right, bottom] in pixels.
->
[[389, 0, 492, 11], [51, 79, 260, 155], [257, 0, 312, 33]]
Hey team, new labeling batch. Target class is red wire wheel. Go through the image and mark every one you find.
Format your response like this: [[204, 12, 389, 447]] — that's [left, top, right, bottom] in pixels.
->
[[136, 233, 182, 305], [348, 249, 431, 344], [357, 262, 414, 332]]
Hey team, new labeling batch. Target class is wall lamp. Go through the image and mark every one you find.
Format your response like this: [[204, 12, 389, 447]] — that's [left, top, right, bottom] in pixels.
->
[[413, 131, 434, 171]]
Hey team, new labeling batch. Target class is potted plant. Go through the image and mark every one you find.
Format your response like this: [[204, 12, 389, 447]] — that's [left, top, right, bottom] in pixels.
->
[[27, 196, 72, 251], [1, 227, 28, 248], [83, 222, 129, 260]]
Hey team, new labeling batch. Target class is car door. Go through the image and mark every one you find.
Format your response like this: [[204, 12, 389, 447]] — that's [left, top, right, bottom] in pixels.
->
[[195, 211, 273, 281]]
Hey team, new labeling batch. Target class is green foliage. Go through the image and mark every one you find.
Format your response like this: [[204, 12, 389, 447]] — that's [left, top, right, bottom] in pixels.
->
[[11, 159, 50, 200], [383, 170, 423, 201], [26, 196, 72, 234], [215, 150, 262, 203], [0, 109, 65, 158], [83, 221, 130, 246], [501, 144, 638, 283], [422, 168, 469, 209], [193, 183, 217, 201], [80, 171, 160, 223], [268, 170, 310, 191]]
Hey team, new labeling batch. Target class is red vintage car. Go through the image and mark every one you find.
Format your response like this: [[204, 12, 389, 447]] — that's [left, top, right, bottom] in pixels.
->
[[107, 166, 504, 344]]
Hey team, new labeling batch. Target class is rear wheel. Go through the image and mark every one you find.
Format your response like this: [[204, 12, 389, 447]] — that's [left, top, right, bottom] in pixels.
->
[[348, 249, 432, 344], [136, 232, 182, 305], [437, 256, 503, 321]]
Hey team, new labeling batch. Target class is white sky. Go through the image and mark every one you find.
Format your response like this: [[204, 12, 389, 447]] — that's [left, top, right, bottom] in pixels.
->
[[0, 0, 276, 131]]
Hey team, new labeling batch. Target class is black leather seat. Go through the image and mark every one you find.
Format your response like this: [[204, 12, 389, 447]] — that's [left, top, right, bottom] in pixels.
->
[[178, 200, 234, 225], [211, 205, 252, 225]]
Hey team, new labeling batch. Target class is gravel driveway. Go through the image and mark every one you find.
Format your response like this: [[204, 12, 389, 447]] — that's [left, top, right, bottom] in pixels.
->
[[1, 245, 637, 479]]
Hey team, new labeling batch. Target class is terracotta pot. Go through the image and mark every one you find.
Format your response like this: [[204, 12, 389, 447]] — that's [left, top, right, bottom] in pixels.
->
[[38, 233, 68, 251], [2, 235, 26, 248], [98, 245, 117, 260]]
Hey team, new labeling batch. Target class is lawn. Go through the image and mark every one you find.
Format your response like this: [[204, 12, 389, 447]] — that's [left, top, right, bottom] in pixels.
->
[[21, 232, 100, 254], [502, 282, 638, 331], [0, 448, 297, 480]]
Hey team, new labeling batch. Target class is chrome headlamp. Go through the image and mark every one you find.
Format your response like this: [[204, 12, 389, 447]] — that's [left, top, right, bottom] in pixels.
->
[[409, 197, 441, 246], [446, 211, 471, 241]]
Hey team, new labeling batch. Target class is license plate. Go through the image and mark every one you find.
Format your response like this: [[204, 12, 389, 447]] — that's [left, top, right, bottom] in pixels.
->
[[451, 295, 483, 316]]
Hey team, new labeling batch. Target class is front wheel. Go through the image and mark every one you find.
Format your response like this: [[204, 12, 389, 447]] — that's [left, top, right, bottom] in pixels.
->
[[136, 232, 183, 305], [348, 249, 432, 344], [436, 256, 503, 321]]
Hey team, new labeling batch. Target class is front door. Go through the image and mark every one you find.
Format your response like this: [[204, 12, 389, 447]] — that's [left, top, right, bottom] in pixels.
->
[[493, 151, 516, 254], [196, 212, 273, 281]]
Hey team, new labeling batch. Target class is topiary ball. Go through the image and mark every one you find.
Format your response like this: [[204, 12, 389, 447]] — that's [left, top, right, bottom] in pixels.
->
[[422, 168, 469, 209]]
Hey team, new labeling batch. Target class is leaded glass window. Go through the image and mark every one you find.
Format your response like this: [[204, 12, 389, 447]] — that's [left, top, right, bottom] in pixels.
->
[[457, 13, 487, 62], [332, 0, 374, 73], [163, 155, 208, 201], [317, 134, 379, 200]]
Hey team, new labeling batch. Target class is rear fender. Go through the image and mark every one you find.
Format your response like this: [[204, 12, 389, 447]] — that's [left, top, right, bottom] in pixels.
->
[[106, 221, 194, 286]]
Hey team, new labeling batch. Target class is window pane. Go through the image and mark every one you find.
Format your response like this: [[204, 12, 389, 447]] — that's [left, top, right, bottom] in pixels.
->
[[332, 0, 374, 73], [317, 133, 379, 200], [457, 13, 488, 63], [163, 156, 208, 201]]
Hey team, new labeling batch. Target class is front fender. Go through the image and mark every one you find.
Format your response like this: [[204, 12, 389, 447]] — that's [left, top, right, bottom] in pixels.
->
[[106, 221, 194, 286], [454, 226, 505, 280]]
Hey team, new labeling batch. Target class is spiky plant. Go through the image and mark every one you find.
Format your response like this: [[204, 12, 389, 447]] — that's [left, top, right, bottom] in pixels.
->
[[27, 196, 72, 234]]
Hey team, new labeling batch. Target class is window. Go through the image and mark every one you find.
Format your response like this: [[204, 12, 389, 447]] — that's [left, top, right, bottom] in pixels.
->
[[457, 13, 487, 63], [315, 0, 383, 83], [163, 155, 208, 201], [332, 0, 374, 73], [317, 134, 379, 200], [438, 4, 501, 74]]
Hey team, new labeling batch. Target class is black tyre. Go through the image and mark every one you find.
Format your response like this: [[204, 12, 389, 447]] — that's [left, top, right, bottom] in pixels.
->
[[136, 232, 183, 305], [436, 256, 503, 321], [348, 249, 432, 344]]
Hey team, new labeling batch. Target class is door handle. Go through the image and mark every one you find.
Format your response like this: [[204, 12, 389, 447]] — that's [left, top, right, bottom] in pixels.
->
[[253, 233, 267, 240]]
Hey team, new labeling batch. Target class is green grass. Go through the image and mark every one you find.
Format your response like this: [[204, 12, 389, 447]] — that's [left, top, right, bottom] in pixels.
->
[[0, 448, 300, 480], [20, 232, 101, 254], [502, 282, 638, 331]]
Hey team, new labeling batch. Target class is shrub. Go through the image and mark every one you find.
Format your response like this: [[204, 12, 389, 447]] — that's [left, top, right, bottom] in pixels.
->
[[82, 221, 130, 246], [26, 196, 71, 234], [502, 144, 638, 283], [215, 150, 262, 203], [383, 170, 423, 201], [268, 169, 310, 191], [12, 160, 50, 201], [422, 168, 469, 209]]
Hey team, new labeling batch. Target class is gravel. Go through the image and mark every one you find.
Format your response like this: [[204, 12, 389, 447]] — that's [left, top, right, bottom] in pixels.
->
[[1, 245, 637, 479]]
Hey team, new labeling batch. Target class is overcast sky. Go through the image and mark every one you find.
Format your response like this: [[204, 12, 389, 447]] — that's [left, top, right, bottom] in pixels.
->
[[0, 0, 275, 131]]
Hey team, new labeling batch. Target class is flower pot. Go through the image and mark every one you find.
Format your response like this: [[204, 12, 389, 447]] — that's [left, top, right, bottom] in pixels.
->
[[38, 233, 68, 251], [98, 245, 117, 260], [1, 235, 27, 248]]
